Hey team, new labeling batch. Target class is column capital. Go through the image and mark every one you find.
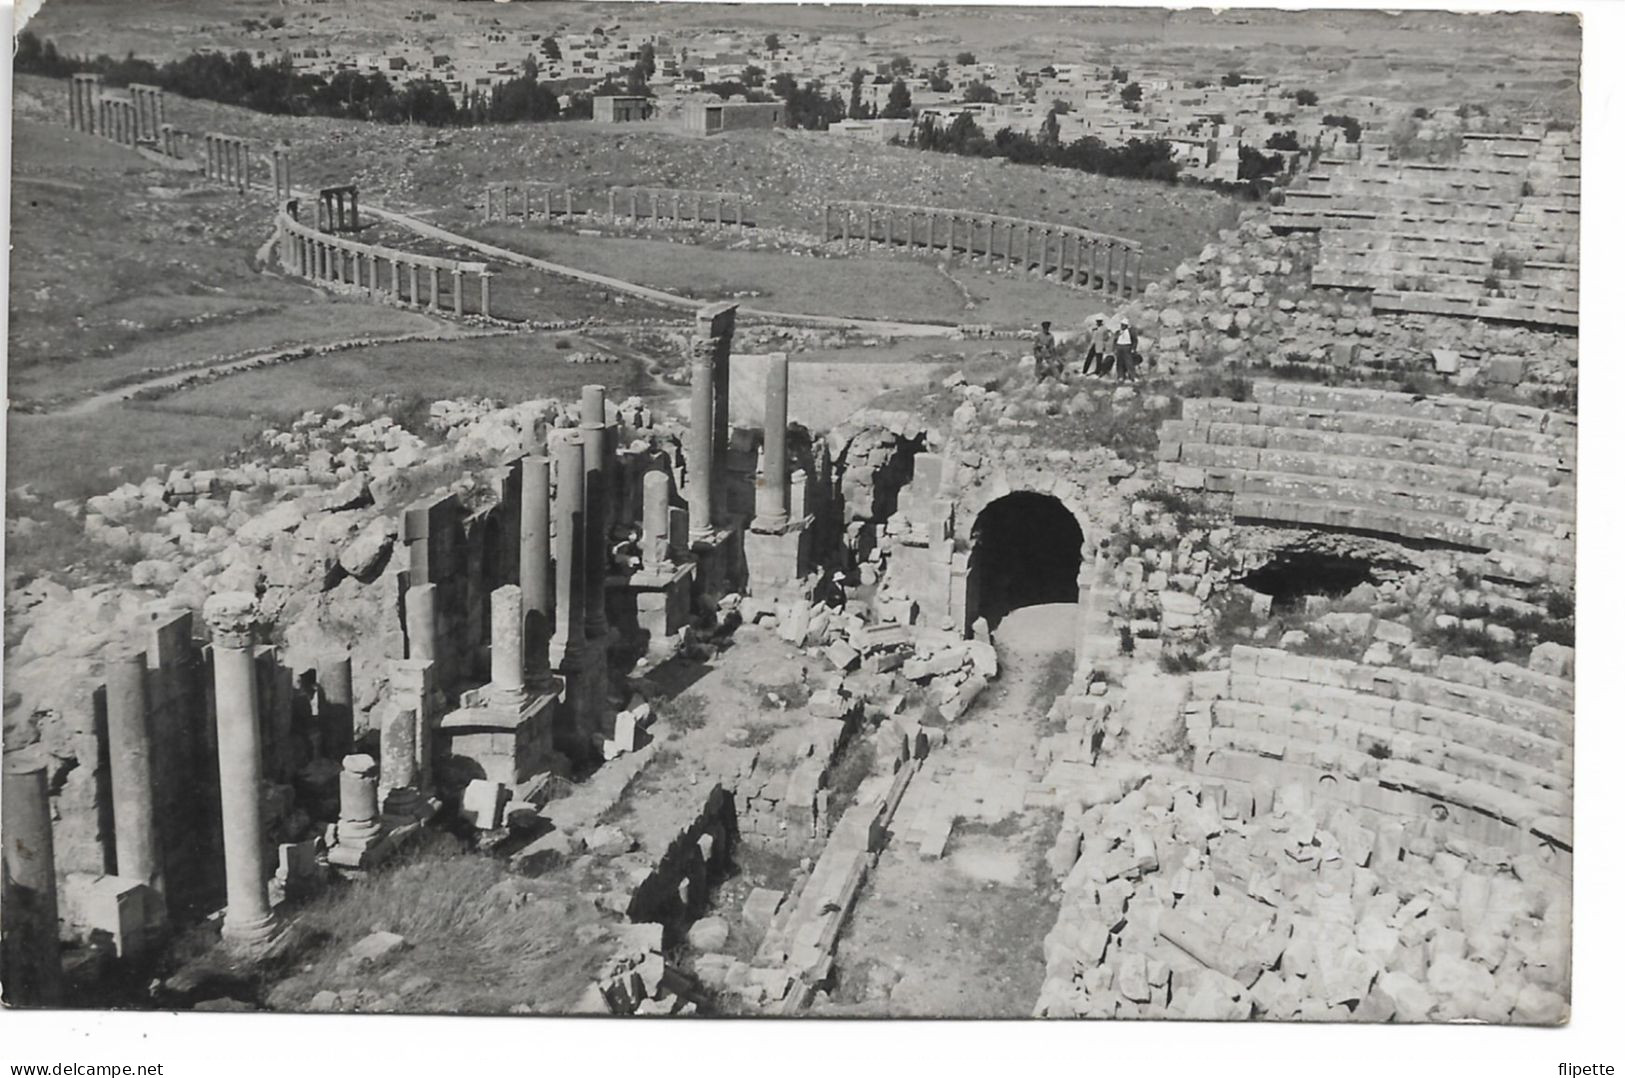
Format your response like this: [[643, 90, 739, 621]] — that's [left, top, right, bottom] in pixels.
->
[[204, 591, 260, 648]]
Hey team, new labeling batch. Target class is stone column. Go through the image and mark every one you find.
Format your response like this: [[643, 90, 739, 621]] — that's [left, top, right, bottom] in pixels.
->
[[502, 185, 512, 221], [204, 592, 278, 955], [106, 655, 164, 896], [883, 209, 893, 249], [489, 585, 525, 703], [427, 266, 440, 311], [378, 702, 421, 809], [756, 352, 791, 531], [841, 207, 850, 250], [927, 212, 936, 253], [580, 385, 611, 639], [317, 656, 354, 757], [408, 265, 420, 307], [2, 758, 64, 1005], [522, 185, 531, 223], [452, 270, 465, 318], [688, 333, 716, 542], [405, 582, 438, 664], [335, 755, 382, 850], [520, 455, 553, 684], [391, 260, 402, 300], [642, 469, 671, 568], [542, 188, 553, 223], [368, 253, 380, 295], [551, 433, 588, 668], [480, 272, 492, 317]]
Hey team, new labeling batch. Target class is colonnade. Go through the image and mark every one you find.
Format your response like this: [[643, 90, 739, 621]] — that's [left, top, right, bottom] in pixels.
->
[[276, 208, 492, 318], [822, 200, 1143, 295], [483, 183, 576, 225], [204, 132, 251, 193], [608, 186, 750, 230]]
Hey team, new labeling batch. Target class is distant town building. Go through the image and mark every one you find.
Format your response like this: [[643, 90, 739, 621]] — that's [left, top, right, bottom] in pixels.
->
[[593, 95, 654, 123], [682, 98, 784, 136], [828, 118, 912, 143]]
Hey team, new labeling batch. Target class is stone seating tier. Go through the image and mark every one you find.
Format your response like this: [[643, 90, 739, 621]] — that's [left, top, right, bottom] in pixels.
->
[[1192, 645, 1573, 844], [1369, 289, 1578, 329], [1164, 438, 1575, 512], [1183, 389, 1577, 449], [1174, 420, 1574, 497], [1161, 385, 1576, 582]]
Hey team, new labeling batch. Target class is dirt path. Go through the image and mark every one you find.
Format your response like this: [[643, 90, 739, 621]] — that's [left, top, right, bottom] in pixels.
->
[[54, 325, 499, 416], [810, 602, 1078, 1017]]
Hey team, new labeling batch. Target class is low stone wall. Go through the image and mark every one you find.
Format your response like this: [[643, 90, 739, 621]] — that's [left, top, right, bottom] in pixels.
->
[[1188, 643, 1574, 859], [275, 209, 493, 319], [823, 199, 1143, 296], [1157, 381, 1576, 585]]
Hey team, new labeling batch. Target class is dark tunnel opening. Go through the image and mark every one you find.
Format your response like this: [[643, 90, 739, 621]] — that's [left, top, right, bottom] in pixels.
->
[[967, 492, 1083, 631]]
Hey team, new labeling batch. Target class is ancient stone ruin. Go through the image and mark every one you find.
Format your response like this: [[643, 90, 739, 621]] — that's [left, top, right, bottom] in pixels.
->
[[824, 200, 1144, 294]]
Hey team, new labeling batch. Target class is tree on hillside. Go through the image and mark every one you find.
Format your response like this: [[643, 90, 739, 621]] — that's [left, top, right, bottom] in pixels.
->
[[1265, 130, 1300, 151], [1293, 88, 1318, 106], [881, 79, 913, 119], [1111, 66, 1129, 83], [964, 80, 998, 104], [765, 33, 781, 53], [1120, 81, 1142, 105], [848, 67, 867, 119], [541, 36, 562, 61], [955, 51, 976, 66], [1040, 107, 1061, 146], [889, 55, 913, 76], [1322, 113, 1362, 142], [743, 64, 766, 88], [1220, 71, 1244, 87]]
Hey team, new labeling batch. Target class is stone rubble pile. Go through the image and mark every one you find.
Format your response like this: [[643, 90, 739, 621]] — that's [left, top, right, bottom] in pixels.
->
[[1034, 773, 1570, 1023]]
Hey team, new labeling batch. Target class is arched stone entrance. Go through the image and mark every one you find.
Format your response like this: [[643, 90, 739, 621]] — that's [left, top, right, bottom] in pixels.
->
[[965, 491, 1085, 631]]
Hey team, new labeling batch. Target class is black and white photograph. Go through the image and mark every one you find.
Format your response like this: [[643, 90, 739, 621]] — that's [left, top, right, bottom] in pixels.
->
[[0, 0, 1613, 1071]]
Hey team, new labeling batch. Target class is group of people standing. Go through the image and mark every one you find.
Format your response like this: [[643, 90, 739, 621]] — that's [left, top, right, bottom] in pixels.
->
[[1033, 314, 1141, 384]]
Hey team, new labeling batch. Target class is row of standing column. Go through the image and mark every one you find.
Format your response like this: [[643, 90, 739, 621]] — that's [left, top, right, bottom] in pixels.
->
[[823, 203, 1142, 296], [281, 224, 491, 318], [67, 73, 102, 135], [608, 186, 747, 230], [96, 98, 139, 148], [484, 185, 574, 225], [128, 84, 166, 142], [205, 133, 251, 193], [271, 147, 294, 202]]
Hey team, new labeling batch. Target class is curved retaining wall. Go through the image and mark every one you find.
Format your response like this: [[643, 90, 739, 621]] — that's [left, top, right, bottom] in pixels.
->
[[1157, 381, 1576, 586], [275, 208, 492, 318], [823, 199, 1144, 296], [1189, 643, 1573, 862]]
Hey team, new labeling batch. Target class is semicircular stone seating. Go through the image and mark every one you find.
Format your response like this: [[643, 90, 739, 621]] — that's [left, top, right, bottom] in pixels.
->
[[1271, 130, 1578, 329], [1188, 642, 1573, 861], [1157, 380, 1576, 588]]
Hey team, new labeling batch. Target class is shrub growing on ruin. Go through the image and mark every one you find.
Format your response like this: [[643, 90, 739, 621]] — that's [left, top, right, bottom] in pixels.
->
[[662, 695, 708, 732]]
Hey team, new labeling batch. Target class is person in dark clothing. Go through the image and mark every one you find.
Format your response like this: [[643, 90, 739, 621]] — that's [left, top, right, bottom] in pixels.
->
[[1079, 314, 1110, 376], [1113, 317, 1140, 381], [1033, 320, 1062, 382]]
